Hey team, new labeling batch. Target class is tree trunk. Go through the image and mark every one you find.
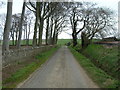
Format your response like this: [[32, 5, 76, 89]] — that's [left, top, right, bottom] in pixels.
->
[[55, 33, 58, 44], [23, 26, 25, 45], [52, 29, 56, 45], [25, 24, 28, 45], [32, 17, 38, 47], [17, 1, 26, 49], [49, 16, 53, 45], [45, 17, 49, 45], [32, 2, 40, 47], [71, 17, 78, 47], [81, 32, 90, 49], [15, 29, 18, 45], [13, 30, 15, 45], [10, 26, 15, 46], [72, 33, 77, 47], [12, 32, 14, 46], [2, 1, 13, 54], [38, 19, 44, 46], [27, 22, 31, 46]]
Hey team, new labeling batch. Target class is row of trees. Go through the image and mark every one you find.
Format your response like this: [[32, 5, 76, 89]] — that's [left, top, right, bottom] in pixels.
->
[[67, 2, 116, 48], [2, 1, 116, 54], [2, 1, 68, 54]]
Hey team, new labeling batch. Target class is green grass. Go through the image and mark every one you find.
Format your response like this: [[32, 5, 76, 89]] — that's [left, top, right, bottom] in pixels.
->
[[3, 46, 59, 88], [82, 44, 119, 79], [57, 39, 82, 45], [57, 39, 72, 45], [69, 47, 120, 88], [9, 40, 33, 45]]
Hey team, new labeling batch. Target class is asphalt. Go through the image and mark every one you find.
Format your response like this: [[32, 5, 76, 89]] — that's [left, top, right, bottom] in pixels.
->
[[18, 46, 98, 88]]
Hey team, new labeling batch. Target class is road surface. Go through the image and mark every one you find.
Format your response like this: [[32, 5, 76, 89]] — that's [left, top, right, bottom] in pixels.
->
[[18, 46, 98, 88]]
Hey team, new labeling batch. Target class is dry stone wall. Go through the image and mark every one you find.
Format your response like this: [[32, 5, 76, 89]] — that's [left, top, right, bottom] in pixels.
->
[[2, 45, 55, 67]]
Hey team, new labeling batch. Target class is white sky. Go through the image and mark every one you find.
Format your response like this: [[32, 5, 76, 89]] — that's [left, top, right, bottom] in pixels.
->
[[0, 0, 119, 39]]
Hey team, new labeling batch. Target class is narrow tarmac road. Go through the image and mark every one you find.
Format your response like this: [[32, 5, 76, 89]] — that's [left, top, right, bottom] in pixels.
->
[[18, 46, 98, 88]]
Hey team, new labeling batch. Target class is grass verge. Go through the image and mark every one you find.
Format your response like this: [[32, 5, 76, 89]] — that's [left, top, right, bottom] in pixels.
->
[[69, 47, 120, 88], [82, 44, 119, 80], [3, 46, 59, 88]]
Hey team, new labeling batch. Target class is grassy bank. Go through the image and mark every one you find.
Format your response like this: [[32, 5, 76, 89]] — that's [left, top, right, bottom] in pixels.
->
[[3, 46, 59, 88], [69, 47, 120, 88], [82, 44, 119, 80]]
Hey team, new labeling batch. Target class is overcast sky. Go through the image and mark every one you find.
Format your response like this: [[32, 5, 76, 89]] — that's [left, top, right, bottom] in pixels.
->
[[0, 0, 119, 39]]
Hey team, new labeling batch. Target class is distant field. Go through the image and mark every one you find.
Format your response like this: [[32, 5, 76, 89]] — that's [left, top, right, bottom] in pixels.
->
[[9, 40, 33, 45], [9, 39, 74, 45], [8, 39, 101, 45], [57, 39, 83, 45], [57, 39, 72, 45]]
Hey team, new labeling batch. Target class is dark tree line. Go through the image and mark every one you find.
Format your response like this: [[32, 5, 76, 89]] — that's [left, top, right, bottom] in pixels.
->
[[2, 1, 115, 54], [66, 2, 115, 48]]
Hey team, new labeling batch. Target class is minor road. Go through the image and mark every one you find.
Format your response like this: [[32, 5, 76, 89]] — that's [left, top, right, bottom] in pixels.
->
[[18, 46, 98, 88]]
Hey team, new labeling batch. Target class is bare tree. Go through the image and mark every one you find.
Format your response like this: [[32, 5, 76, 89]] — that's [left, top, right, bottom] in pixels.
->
[[69, 2, 85, 47], [17, 0, 26, 49], [45, 16, 50, 45], [2, 0, 13, 54], [47, 2, 68, 45], [26, 2, 59, 46], [81, 6, 115, 48], [32, 1, 40, 47], [25, 11, 34, 45]]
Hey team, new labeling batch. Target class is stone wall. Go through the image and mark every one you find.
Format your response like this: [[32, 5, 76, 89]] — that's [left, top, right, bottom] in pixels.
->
[[2, 45, 55, 67]]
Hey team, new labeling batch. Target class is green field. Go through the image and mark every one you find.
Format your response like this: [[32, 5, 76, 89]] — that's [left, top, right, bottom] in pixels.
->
[[9, 40, 33, 45], [57, 39, 72, 45], [57, 39, 82, 45]]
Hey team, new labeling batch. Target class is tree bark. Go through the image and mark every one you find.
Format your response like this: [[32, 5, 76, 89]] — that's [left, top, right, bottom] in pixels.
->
[[81, 32, 90, 49], [10, 25, 15, 45], [15, 28, 18, 45], [38, 19, 44, 46], [2, 1, 13, 54], [52, 19, 57, 45], [32, 2, 40, 47], [32, 17, 38, 47], [27, 21, 31, 46], [48, 16, 53, 45], [25, 24, 28, 45], [45, 17, 49, 45], [52, 29, 56, 45], [72, 33, 77, 47], [55, 33, 58, 44], [17, 1, 26, 49]]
